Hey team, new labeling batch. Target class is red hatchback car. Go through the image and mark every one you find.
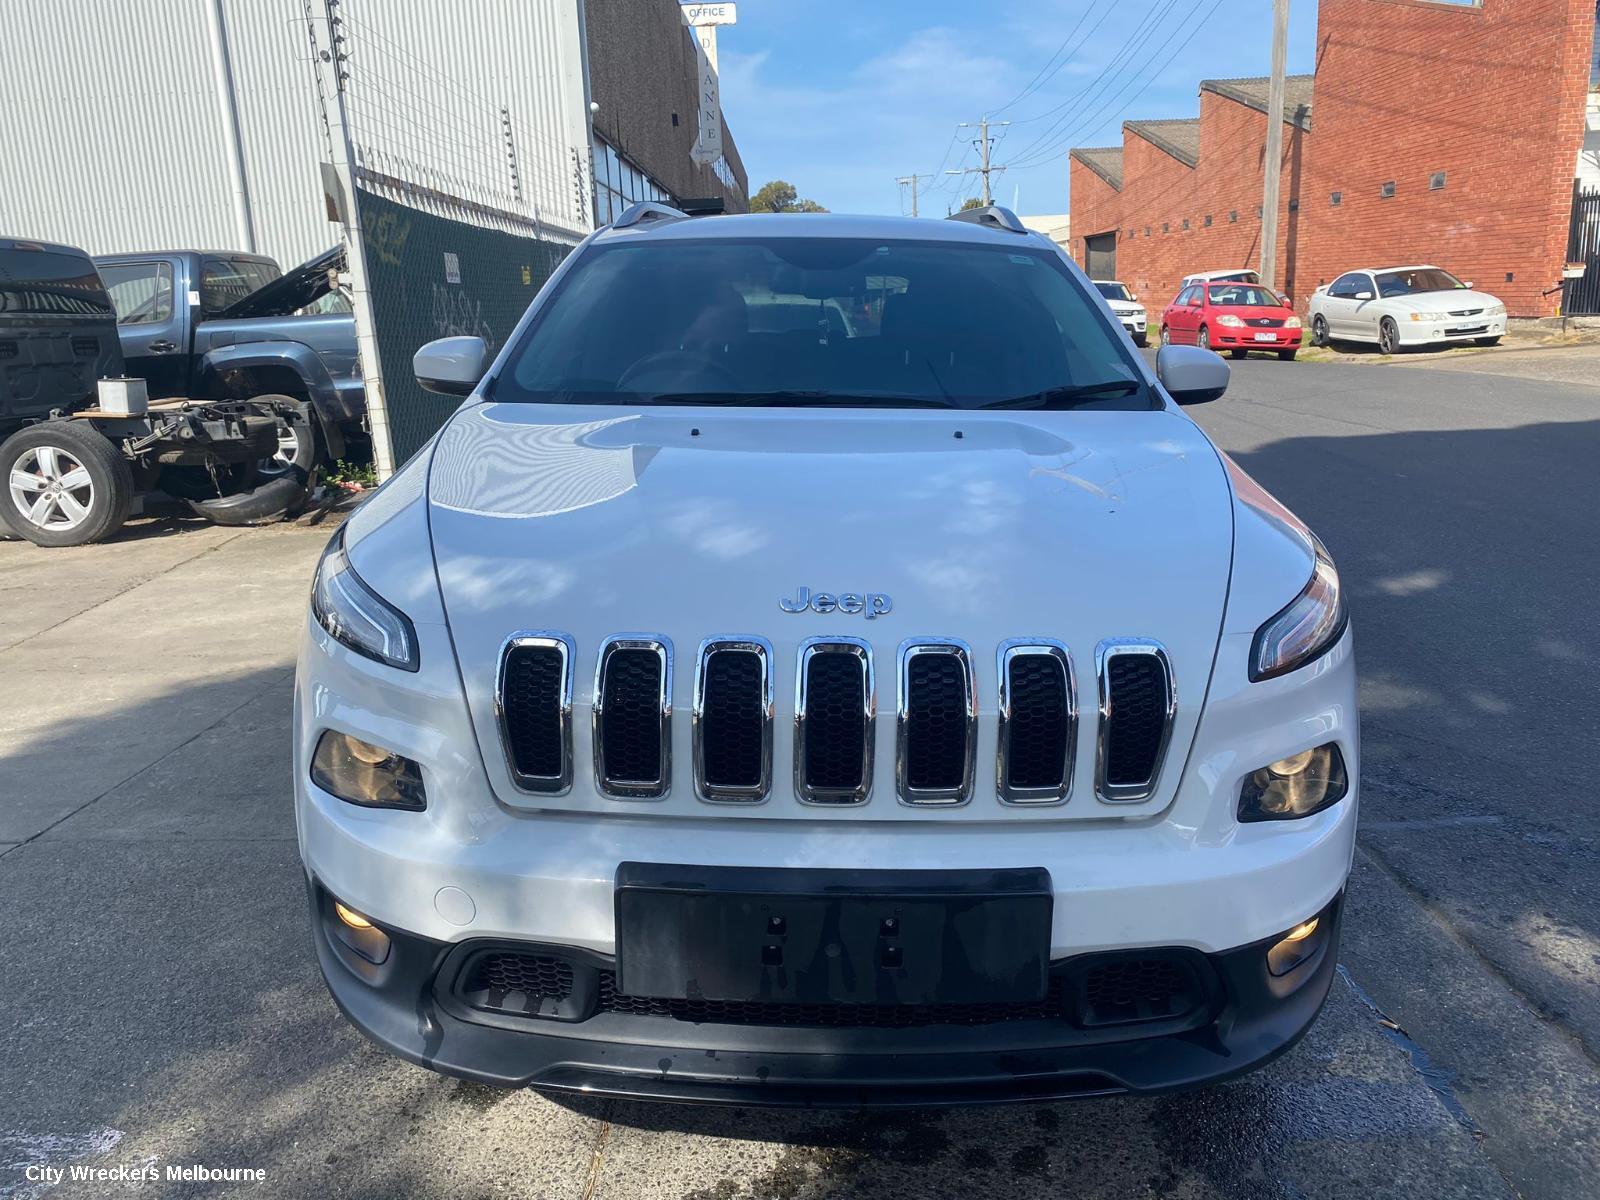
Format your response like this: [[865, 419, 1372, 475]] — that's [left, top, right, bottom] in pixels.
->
[[1160, 282, 1303, 360]]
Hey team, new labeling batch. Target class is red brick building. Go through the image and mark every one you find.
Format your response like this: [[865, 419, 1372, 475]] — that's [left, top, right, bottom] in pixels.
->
[[1069, 0, 1596, 317]]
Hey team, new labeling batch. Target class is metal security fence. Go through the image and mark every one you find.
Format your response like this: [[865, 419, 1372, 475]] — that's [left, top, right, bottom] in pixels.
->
[[300, 0, 591, 475], [355, 187, 571, 463], [1564, 186, 1600, 317]]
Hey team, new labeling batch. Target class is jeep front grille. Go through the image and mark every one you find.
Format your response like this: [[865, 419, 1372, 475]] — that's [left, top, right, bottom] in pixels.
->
[[997, 641, 1075, 803], [496, 634, 573, 794], [693, 639, 774, 802], [592, 637, 672, 799], [896, 641, 976, 804], [1095, 640, 1176, 802], [795, 638, 874, 804]]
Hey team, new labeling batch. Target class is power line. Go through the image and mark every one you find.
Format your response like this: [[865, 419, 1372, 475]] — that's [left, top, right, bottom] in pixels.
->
[[989, 0, 1117, 119], [945, 118, 1010, 206]]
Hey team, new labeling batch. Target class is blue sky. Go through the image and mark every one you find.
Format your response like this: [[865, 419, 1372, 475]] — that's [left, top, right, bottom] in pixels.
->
[[716, 0, 1320, 217]]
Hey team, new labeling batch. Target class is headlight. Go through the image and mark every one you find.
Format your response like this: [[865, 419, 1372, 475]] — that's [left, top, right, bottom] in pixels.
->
[[311, 730, 427, 810], [1283, 315, 1303, 328], [1249, 538, 1347, 680], [1486, 302, 1506, 317], [1217, 314, 1245, 327], [1239, 742, 1348, 822], [1407, 311, 1439, 322], [311, 531, 419, 671]]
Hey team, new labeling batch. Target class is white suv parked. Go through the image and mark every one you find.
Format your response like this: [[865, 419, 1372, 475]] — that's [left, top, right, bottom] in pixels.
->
[[1092, 279, 1147, 346], [295, 205, 1357, 1106]]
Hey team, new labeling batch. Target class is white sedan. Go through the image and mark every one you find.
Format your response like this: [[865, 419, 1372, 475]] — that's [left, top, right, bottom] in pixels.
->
[[1307, 265, 1506, 354]]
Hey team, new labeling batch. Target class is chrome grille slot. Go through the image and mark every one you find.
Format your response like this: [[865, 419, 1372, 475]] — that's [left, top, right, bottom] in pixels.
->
[[997, 641, 1075, 804], [795, 638, 874, 805], [897, 640, 976, 805], [1095, 640, 1176, 803], [592, 637, 672, 800], [496, 633, 574, 794], [693, 638, 773, 803]]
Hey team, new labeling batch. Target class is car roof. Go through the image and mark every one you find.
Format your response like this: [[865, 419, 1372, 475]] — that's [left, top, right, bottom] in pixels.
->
[[93, 249, 277, 262], [1184, 269, 1257, 279], [0, 235, 94, 259], [1091, 278, 1127, 285], [592, 211, 1056, 250]]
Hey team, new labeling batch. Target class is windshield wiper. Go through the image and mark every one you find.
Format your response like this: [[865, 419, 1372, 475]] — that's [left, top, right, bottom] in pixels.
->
[[979, 380, 1143, 410], [647, 391, 956, 409]]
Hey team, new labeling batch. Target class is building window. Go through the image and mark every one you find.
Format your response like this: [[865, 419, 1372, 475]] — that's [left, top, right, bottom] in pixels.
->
[[592, 134, 674, 225], [1288, 199, 1299, 212], [1144, 226, 1152, 237], [1181, 218, 1190, 230], [1229, 210, 1238, 223], [1330, 191, 1342, 206], [671, 113, 680, 127], [1429, 171, 1447, 190], [1203, 214, 1212, 227], [1381, 180, 1397, 199], [1162, 222, 1170, 233], [1256, 206, 1263, 219]]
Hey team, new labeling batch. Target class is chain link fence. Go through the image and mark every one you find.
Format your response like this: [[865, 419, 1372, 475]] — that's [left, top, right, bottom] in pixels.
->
[[304, 0, 591, 472]]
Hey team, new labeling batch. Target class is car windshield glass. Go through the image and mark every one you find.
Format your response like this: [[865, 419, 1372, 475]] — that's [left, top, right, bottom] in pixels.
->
[[1095, 282, 1132, 301], [497, 236, 1152, 411], [1375, 269, 1464, 297], [1208, 284, 1282, 307], [0, 248, 114, 318]]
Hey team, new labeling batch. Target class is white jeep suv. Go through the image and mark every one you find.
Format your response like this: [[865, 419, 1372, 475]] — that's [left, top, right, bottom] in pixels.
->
[[295, 205, 1357, 1106], [1092, 279, 1147, 346]]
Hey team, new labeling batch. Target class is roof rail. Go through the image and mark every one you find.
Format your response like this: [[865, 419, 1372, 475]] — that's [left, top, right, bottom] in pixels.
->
[[612, 201, 689, 230], [946, 205, 1028, 234]]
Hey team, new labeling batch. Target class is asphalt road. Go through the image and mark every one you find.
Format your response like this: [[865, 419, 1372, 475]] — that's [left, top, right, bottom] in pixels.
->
[[1, 348, 1596, 1199]]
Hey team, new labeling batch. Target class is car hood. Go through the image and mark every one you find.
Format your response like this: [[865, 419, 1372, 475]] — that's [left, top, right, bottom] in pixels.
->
[[1106, 299, 1144, 314], [426, 401, 1235, 817], [219, 245, 344, 318], [1391, 289, 1498, 314]]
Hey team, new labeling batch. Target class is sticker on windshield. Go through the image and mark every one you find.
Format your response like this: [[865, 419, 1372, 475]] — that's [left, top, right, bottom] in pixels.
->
[[1009, 255, 1034, 265]]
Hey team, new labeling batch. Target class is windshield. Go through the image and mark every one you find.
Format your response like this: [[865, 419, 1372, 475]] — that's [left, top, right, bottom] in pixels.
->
[[0, 247, 114, 318], [1375, 268, 1465, 297], [496, 236, 1152, 411], [1095, 282, 1132, 301], [1208, 284, 1284, 307]]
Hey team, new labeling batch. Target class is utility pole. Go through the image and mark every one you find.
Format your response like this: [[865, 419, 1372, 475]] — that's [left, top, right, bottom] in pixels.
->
[[946, 117, 1009, 206], [1259, 0, 1289, 292], [895, 173, 931, 217]]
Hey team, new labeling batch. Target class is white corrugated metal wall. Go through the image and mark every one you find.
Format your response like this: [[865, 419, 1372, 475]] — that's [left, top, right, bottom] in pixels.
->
[[0, 0, 591, 268]]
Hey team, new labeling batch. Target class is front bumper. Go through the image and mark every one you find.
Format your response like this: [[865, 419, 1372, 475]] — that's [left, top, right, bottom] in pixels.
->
[[1401, 317, 1505, 346], [311, 878, 1343, 1106], [1214, 329, 1302, 349]]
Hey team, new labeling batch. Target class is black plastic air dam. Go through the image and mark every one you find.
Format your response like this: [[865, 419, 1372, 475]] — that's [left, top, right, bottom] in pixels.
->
[[307, 878, 1344, 1108]]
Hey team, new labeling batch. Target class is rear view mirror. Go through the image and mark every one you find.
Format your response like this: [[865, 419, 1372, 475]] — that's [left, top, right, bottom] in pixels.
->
[[1354, 291, 1373, 301], [1156, 345, 1229, 406], [414, 336, 488, 396]]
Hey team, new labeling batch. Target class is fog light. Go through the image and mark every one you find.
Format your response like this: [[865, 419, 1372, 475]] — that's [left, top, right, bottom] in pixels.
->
[[311, 730, 426, 810], [334, 901, 373, 930], [1268, 914, 1327, 976], [1239, 743, 1347, 822], [327, 895, 391, 965]]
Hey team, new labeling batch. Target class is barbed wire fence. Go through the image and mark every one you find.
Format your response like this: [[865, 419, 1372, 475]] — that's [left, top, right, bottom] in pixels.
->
[[302, 0, 591, 474]]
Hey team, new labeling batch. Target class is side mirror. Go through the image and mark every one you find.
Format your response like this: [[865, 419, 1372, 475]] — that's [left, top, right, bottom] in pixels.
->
[[1129, 293, 1138, 302], [1462, 281, 1473, 289], [1156, 345, 1229, 406], [414, 336, 488, 396], [1354, 291, 1374, 301]]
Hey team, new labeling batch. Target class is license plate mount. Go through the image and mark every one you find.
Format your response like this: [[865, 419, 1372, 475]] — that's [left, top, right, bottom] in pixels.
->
[[1253, 331, 1277, 341], [614, 863, 1053, 1005]]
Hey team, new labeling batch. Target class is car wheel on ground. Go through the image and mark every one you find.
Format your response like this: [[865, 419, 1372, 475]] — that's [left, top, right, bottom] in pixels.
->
[[0, 420, 134, 547], [1230, 348, 1248, 359], [1475, 336, 1501, 347], [1159, 326, 1171, 347], [1133, 332, 1148, 347], [1278, 349, 1297, 361], [1197, 325, 1211, 351], [1311, 315, 1329, 347], [1378, 318, 1400, 355]]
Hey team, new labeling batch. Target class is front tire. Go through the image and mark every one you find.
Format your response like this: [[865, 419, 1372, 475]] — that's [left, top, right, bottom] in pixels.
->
[[1159, 326, 1171, 347], [252, 395, 323, 486], [1278, 349, 1298, 361], [1378, 318, 1400, 355], [1311, 314, 1329, 347], [1229, 348, 1248, 359], [0, 421, 133, 547], [1133, 332, 1148, 348], [1197, 325, 1211, 351], [1475, 336, 1501, 347]]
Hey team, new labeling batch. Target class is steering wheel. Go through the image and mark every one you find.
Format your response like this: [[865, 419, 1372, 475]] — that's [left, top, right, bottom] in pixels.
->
[[615, 350, 741, 394]]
